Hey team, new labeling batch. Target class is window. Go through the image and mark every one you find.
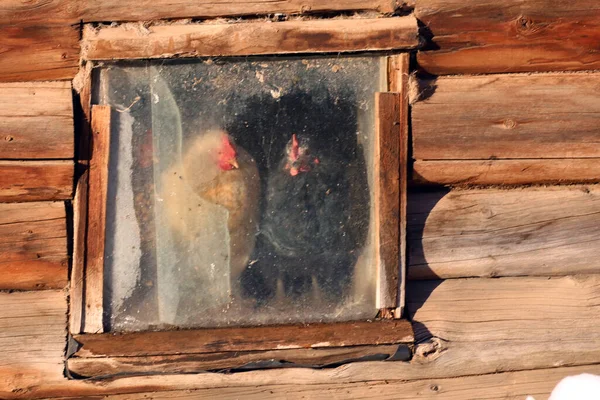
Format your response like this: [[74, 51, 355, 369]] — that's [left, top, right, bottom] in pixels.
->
[[69, 17, 414, 378]]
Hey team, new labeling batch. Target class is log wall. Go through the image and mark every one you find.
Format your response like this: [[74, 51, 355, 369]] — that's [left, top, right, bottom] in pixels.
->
[[1, 0, 599, 398]]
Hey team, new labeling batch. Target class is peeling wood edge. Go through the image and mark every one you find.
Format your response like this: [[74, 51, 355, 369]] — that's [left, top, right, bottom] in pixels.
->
[[70, 170, 89, 334], [83, 106, 111, 334], [67, 344, 412, 379]]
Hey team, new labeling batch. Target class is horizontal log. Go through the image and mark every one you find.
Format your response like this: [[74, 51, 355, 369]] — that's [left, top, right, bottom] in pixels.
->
[[0, 82, 73, 159], [408, 185, 600, 279], [412, 73, 600, 160], [0, 25, 80, 82], [80, 0, 399, 22], [413, 159, 600, 186], [9, 276, 600, 397], [58, 365, 600, 400], [68, 344, 406, 378], [73, 320, 413, 358], [415, 0, 600, 74], [0, 290, 66, 397], [408, 275, 600, 343], [0, 161, 73, 201], [0, 202, 67, 290], [83, 16, 420, 60]]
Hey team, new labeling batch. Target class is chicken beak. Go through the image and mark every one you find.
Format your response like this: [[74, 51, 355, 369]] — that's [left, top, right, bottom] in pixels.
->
[[229, 159, 239, 169]]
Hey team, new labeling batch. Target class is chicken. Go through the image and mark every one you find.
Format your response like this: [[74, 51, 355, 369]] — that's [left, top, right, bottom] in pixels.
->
[[247, 133, 367, 304], [161, 129, 260, 305]]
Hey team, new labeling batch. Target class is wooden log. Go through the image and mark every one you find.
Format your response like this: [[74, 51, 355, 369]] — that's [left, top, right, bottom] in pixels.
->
[[0, 161, 73, 202], [67, 344, 404, 378], [9, 277, 600, 397], [82, 17, 420, 60], [412, 73, 600, 161], [0, 290, 67, 397], [415, 0, 600, 74], [84, 106, 112, 334], [407, 185, 600, 280], [0, 82, 73, 159], [80, 0, 400, 22], [387, 54, 410, 318], [375, 92, 401, 309], [0, 25, 80, 82], [0, 202, 67, 290], [73, 320, 413, 358], [413, 159, 600, 186], [54, 365, 600, 400]]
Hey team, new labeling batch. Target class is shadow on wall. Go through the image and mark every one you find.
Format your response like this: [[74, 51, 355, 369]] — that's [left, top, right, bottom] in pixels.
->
[[405, 186, 449, 343]]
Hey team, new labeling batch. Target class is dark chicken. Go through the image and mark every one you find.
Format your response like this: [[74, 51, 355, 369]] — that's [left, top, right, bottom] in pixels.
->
[[246, 133, 365, 304]]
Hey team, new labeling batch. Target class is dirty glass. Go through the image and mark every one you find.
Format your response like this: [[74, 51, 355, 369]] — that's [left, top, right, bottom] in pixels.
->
[[95, 55, 386, 331]]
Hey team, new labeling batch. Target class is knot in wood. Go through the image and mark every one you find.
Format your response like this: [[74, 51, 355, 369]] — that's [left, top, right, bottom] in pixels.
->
[[515, 16, 543, 36], [502, 118, 517, 129], [430, 384, 440, 392]]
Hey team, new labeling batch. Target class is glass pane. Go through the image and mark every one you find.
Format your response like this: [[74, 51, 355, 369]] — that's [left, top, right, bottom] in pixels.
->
[[96, 55, 386, 331]]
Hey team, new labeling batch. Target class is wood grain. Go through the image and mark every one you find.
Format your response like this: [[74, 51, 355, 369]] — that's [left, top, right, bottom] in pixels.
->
[[415, 0, 600, 74], [375, 93, 401, 309], [0, 25, 80, 82], [7, 278, 600, 397], [387, 54, 409, 318], [73, 320, 413, 357], [80, 0, 398, 22], [70, 171, 88, 334], [407, 185, 600, 280], [412, 73, 600, 160], [413, 159, 600, 186], [68, 344, 405, 378], [0, 161, 73, 202], [83, 17, 419, 60], [0, 81, 73, 159], [84, 106, 112, 334], [56, 365, 600, 400], [0, 202, 67, 290]]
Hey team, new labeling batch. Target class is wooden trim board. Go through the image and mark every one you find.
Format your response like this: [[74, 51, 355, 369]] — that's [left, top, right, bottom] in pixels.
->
[[83, 17, 419, 60], [84, 106, 112, 334], [375, 92, 401, 309], [387, 54, 409, 317], [73, 320, 413, 358]]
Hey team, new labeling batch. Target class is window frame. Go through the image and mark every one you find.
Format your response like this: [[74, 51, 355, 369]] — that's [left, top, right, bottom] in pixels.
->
[[68, 17, 414, 377]]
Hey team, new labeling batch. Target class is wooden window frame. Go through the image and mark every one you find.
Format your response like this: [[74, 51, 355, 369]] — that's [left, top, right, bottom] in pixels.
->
[[68, 17, 415, 378]]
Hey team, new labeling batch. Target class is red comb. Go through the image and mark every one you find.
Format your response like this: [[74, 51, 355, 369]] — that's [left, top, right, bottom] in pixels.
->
[[291, 134, 299, 161]]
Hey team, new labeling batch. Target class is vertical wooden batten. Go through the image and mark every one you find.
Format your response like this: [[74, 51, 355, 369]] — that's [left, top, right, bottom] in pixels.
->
[[84, 106, 112, 333], [387, 54, 409, 318], [375, 92, 401, 310]]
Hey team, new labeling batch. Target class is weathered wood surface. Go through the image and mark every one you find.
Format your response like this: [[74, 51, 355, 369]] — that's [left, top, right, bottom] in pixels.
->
[[0, 202, 67, 290], [54, 365, 600, 399], [408, 186, 600, 280], [80, 0, 400, 22], [0, 82, 73, 159], [83, 17, 419, 60], [0, 290, 67, 398], [2, 0, 401, 25], [84, 106, 112, 334], [412, 73, 600, 161], [0, 25, 80, 82], [74, 320, 413, 358], [7, 277, 600, 398], [70, 171, 88, 334], [413, 159, 600, 186], [68, 344, 404, 378], [387, 54, 409, 317], [0, 161, 73, 201], [375, 92, 401, 309], [415, 0, 600, 74]]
